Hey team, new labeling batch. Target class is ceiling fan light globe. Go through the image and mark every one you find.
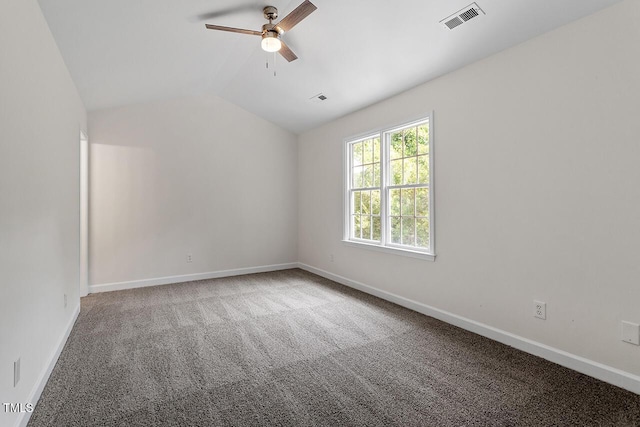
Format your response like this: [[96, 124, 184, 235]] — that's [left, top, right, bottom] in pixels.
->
[[261, 35, 282, 52]]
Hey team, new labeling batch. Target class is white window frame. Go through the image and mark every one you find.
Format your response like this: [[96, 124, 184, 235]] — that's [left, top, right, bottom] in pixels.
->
[[342, 113, 435, 261]]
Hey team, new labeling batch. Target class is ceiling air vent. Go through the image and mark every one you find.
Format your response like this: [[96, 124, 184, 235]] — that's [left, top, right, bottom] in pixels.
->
[[309, 93, 328, 103], [444, 17, 463, 29], [441, 3, 485, 30]]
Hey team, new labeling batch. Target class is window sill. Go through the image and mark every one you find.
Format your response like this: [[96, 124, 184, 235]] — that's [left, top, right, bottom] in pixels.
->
[[341, 240, 436, 261]]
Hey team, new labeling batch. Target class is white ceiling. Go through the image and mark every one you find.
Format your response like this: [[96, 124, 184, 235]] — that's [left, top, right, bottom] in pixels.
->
[[38, 0, 622, 133]]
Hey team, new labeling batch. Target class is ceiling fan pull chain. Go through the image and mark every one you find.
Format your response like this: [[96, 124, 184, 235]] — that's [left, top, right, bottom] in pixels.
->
[[274, 52, 277, 77]]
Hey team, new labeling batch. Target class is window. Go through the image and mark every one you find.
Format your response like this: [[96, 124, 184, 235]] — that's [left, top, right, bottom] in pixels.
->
[[344, 114, 434, 260]]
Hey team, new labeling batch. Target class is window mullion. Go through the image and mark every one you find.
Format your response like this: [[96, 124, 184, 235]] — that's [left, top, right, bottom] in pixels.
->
[[349, 145, 353, 240], [387, 183, 429, 190], [380, 131, 387, 247]]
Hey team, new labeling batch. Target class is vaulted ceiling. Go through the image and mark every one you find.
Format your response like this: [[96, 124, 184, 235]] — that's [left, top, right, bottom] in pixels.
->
[[38, 0, 622, 133]]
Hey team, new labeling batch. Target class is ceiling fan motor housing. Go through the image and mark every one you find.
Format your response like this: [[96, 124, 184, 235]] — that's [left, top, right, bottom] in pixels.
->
[[262, 23, 283, 36]]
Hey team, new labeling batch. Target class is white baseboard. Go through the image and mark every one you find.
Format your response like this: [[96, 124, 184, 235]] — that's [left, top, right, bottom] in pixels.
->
[[88, 263, 299, 293], [16, 303, 80, 427], [297, 262, 640, 396]]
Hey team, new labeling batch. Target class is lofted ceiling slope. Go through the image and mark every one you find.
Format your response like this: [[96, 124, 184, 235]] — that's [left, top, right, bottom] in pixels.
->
[[37, 0, 622, 133]]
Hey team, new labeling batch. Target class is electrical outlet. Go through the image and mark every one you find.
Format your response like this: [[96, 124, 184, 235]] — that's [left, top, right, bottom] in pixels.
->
[[14, 358, 20, 387], [533, 300, 546, 320], [621, 321, 640, 345], [186, 254, 193, 263], [64, 293, 67, 308]]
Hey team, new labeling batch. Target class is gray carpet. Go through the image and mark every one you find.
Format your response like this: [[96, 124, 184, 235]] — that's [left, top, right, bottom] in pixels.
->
[[29, 269, 640, 426]]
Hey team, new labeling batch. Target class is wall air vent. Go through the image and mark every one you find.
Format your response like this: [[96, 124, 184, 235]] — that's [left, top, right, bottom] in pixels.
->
[[441, 3, 485, 30]]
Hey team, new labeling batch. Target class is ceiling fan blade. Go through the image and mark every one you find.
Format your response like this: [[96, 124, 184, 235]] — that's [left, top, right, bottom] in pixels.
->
[[193, 3, 262, 22], [205, 24, 262, 36], [278, 41, 298, 62], [275, 0, 317, 32]]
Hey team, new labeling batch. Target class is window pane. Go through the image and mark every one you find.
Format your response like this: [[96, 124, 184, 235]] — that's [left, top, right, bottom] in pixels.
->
[[363, 138, 373, 164], [417, 218, 429, 248], [353, 215, 361, 239], [402, 217, 415, 246], [416, 188, 429, 217], [372, 216, 381, 241], [403, 157, 417, 185], [417, 124, 429, 155], [352, 166, 363, 188], [352, 142, 363, 166], [363, 164, 372, 188], [362, 215, 371, 240], [353, 191, 361, 215], [401, 188, 415, 216], [373, 163, 380, 187], [361, 191, 371, 215], [390, 159, 403, 185], [390, 132, 403, 160], [373, 137, 381, 162], [371, 190, 380, 215], [390, 189, 401, 216], [418, 155, 429, 184], [404, 128, 417, 157], [390, 216, 401, 244]]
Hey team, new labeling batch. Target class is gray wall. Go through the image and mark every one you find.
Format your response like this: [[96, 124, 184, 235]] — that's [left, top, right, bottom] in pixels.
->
[[0, 1, 87, 426], [298, 0, 640, 377], [88, 95, 298, 287]]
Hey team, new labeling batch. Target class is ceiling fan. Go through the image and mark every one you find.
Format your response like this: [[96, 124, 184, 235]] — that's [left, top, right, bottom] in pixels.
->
[[205, 0, 317, 62]]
